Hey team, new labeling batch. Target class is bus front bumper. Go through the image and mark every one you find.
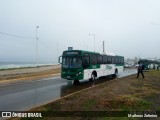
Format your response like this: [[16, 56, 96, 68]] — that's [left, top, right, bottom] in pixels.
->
[[61, 73, 83, 80]]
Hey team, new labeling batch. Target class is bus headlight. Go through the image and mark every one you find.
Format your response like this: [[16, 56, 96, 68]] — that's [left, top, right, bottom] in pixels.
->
[[76, 72, 82, 76]]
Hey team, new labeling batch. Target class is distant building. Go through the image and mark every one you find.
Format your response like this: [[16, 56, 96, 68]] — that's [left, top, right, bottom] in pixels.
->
[[134, 57, 139, 64], [125, 58, 135, 66], [124, 57, 140, 66], [154, 57, 157, 60]]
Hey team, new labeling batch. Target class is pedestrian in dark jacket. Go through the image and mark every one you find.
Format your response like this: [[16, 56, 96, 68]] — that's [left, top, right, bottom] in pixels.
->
[[136, 61, 145, 78]]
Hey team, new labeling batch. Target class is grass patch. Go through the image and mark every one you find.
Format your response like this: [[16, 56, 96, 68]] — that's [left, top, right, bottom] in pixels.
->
[[65, 93, 81, 100], [99, 96, 152, 111], [40, 102, 62, 112], [81, 99, 97, 111], [157, 106, 160, 111]]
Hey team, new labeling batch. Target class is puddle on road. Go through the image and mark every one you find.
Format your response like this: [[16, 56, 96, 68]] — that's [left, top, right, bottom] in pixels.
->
[[118, 68, 137, 78], [60, 76, 115, 97]]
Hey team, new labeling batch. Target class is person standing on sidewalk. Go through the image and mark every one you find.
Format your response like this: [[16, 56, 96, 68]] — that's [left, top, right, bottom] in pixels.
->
[[136, 61, 145, 78]]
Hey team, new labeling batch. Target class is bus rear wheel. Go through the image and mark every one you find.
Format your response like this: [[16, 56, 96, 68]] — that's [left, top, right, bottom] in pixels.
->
[[114, 69, 118, 77], [89, 73, 95, 82]]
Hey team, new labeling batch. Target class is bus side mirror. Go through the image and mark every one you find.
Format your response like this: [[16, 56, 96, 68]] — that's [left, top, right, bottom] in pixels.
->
[[58, 56, 62, 64]]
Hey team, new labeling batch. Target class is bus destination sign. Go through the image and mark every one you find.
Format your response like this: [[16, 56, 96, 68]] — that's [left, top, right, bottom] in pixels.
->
[[64, 52, 79, 55]]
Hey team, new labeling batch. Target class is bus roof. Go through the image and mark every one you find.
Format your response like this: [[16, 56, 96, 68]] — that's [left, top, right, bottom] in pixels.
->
[[63, 50, 123, 57], [63, 50, 100, 54]]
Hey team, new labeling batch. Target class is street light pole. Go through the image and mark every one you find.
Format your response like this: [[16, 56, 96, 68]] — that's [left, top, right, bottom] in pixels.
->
[[36, 26, 39, 67], [88, 34, 95, 52]]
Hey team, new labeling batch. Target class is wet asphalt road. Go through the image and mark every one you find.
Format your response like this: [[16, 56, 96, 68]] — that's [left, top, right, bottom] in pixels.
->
[[0, 69, 137, 111]]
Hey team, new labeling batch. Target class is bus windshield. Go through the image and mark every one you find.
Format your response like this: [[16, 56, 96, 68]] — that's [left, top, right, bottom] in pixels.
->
[[62, 56, 82, 68], [140, 60, 148, 65]]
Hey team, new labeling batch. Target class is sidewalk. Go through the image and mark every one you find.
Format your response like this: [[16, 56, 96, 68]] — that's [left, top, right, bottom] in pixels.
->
[[0, 65, 61, 85], [0, 64, 61, 76]]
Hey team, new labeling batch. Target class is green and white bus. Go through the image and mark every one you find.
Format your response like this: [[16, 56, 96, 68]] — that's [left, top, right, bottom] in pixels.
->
[[139, 59, 159, 70], [59, 50, 124, 84]]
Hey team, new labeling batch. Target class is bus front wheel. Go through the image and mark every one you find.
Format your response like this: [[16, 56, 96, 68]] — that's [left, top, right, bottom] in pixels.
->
[[73, 79, 80, 85]]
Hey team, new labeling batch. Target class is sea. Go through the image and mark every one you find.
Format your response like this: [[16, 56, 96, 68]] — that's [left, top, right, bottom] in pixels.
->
[[0, 62, 58, 69]]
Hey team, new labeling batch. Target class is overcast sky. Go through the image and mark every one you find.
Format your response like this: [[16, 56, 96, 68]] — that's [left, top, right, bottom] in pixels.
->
[[0, 0, 160, 63]]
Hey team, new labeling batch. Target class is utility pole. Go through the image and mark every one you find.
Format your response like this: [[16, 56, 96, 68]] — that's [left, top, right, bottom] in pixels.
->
[[57, 42, 59, 61], [102, 41, 107, 54], [103, 41, 105, 53], [36, 26, 39, 67]]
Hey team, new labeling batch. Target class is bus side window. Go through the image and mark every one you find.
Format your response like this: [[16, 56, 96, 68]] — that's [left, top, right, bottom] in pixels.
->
[[103, 55, 107, 64], [84, 57, 89, 65], [121, 57, 124, 64], [115, 57, 117, 64], [91, 54, 97, 65], [112, 56, 115, 64], [83, 56, 90, 69], [107, 56, 111, 64], [117, 57, 120, 64], [98, 55, 102, 64], [120, 57, 122, 64], [110, 56, 112, 64]]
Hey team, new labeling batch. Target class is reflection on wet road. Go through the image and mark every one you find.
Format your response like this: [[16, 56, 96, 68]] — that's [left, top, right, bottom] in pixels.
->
[[61, 68, 137, 97], [119, 68, 137, 78], [0, 77, 66, 111], [0, 68, 137, 111]]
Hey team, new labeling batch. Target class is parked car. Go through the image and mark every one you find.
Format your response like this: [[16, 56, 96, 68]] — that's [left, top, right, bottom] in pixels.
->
[[124, 64, 133, 68], [134, 64, 139, 68]]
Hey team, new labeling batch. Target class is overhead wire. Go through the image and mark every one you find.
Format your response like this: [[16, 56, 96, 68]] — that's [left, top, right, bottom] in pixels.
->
[[0, 30, 75, 63], [0, 31, 53, 51], [0, 30, 56, 60], [0, 31, 35, 39], [38, 39, 52, 51]]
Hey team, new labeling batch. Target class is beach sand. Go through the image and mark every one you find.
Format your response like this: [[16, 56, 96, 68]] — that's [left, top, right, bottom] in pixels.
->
[[0, 65, 61, 84]]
